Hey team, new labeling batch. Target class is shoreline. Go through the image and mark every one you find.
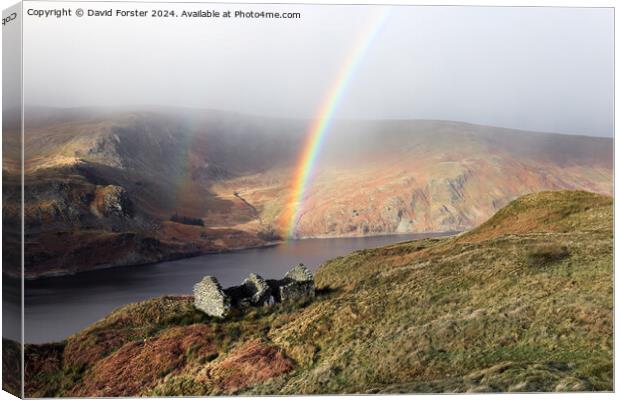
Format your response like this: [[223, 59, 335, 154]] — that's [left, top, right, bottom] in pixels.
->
[[17, 230, 460, 281], [19, 240, 283, 281]]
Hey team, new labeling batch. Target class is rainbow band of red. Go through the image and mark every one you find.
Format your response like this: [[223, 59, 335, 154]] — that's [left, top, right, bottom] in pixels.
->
[[284, 9, 390, 238]]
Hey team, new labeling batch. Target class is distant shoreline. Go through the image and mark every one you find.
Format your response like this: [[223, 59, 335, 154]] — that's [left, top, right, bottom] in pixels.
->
[[15, 230, 459, 281]]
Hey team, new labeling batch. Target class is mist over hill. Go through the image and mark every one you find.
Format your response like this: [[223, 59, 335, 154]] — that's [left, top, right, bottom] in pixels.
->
[[3, 107, 612, 277]]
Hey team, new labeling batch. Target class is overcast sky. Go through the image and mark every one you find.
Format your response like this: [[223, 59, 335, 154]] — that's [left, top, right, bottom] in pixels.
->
[[23, 3, 613, 137]]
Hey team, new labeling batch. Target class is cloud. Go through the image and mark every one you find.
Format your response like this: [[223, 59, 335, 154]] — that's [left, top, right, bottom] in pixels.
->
[[23, 4, 613, 137]]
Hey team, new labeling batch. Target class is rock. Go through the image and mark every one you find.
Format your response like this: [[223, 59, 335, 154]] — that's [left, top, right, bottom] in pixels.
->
[[193, 276, 231, 318], [280, 264, 315, 303], [193, 264, 315, 318], [94, 185, 133, 217], [284, 264, 314, 283], [242, 273, 274, 306], [103, 186, 131, 216], [279, 281, 314, 303]]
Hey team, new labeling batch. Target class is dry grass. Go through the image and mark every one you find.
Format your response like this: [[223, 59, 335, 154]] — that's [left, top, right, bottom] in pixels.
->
[[62, 296, 202, 370], [69, 325, 216, 397], [524, 243, 569, 267], [207, 339, 295, 394], [2, 339, 22, 397], [24, 190, 613, 396]]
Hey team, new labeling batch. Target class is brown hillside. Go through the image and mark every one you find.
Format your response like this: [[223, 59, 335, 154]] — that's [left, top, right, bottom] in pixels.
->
[[22, 190, 613, 395], [5, 108, 612, 277]]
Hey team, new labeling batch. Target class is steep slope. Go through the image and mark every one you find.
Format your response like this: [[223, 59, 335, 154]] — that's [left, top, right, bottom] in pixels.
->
[[240, 120, 612, 237], [21, 190, 613, 396], [8, 109, 302, 278], [4, 107, 612, 277]]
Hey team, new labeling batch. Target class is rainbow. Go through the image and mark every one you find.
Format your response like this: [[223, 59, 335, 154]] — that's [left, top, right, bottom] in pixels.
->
[[284, 8, 390, 239]]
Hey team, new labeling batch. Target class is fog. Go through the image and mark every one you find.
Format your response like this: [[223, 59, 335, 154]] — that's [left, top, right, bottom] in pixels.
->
[[22, 3, 613, 137]]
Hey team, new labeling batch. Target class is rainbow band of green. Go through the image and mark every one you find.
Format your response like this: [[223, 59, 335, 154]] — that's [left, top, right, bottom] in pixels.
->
[[286, 9, 390, 239]]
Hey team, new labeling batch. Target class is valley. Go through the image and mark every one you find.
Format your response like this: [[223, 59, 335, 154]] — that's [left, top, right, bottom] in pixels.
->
[[8, 190, 613, 396], [3, 107, 612, 278]]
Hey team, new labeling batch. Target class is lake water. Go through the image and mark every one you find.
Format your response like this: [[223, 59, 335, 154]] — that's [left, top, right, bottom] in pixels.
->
[[24, 233, 446, 343]]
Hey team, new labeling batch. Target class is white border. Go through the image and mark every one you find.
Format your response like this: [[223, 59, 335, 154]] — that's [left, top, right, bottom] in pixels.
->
[[0, 1, 616, 400]]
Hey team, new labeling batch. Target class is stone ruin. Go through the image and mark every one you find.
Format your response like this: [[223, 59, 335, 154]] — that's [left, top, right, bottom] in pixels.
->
[[193, 264, 315, 318], [193, 276, 231, 318]]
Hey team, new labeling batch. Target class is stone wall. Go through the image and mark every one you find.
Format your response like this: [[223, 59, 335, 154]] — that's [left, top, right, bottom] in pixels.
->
[[193, 276, 231, 318], [193, 264, 315, 318]]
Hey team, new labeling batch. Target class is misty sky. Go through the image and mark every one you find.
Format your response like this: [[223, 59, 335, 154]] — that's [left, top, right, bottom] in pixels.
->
[[23, 3, 613, 137]]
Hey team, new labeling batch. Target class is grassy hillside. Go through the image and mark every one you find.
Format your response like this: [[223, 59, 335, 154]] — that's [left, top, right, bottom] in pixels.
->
[[21, 190, 612, 396]]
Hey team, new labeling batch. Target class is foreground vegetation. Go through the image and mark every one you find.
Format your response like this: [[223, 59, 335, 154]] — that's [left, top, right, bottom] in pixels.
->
[[13, 190, 613, 396]]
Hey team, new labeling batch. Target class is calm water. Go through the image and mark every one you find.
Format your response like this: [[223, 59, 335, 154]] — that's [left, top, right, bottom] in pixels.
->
[[24, 233, 446, 343]]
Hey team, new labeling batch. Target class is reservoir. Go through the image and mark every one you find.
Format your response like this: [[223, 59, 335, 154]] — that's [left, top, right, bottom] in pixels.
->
[[24, 233, 447, 343]]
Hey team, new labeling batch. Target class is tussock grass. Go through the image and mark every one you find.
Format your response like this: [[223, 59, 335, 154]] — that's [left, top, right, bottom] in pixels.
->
[[524, 243, 569, 267], [25, 190, 613, 396]]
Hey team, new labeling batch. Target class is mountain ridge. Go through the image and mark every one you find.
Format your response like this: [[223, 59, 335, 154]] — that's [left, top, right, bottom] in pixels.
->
[[2, 107, 613, 277]]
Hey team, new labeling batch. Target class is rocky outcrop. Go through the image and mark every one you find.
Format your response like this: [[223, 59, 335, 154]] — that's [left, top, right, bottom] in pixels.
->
[[193, 264, 314, 318], [193, 276, 231, 318], [97, 185, 133, 217], [85, 184, 134, 219], [278, 264, 315, 303]]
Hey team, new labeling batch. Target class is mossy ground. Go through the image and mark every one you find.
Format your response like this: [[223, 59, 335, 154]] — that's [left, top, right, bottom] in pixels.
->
[[23, 190, 613, 396]]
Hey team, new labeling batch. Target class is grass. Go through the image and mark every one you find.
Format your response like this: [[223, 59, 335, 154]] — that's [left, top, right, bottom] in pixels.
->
[[524, 243, 569, 267], [23, 190, 613, 396], [2, 339, 21, 397]]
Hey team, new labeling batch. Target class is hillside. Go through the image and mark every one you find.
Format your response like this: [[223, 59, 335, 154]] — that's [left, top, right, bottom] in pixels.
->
[[3, 108, 612, 277], [14, 190, 612, 396]]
